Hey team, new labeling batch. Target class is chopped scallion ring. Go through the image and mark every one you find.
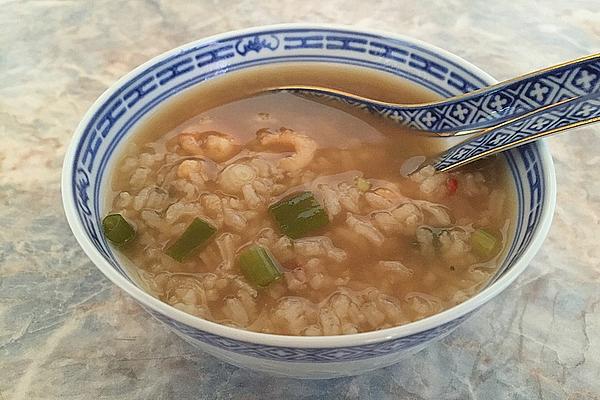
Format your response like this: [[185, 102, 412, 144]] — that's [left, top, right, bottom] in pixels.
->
[[238, 245, 283, 288], [268, 191, 328, 239], [166, 218, 217, 262], [471, 228, 499, 258], [102, 214, 136, 246]]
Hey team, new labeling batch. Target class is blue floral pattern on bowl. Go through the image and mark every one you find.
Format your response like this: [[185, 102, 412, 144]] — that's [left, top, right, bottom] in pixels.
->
[[148, 309, 468, 362]]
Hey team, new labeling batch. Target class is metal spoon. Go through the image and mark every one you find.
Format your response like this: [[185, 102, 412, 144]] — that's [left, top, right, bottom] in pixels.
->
[[270, 53, 600, 172]]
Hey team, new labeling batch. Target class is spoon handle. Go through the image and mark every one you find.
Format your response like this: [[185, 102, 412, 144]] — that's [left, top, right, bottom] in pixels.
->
[[278, 53, 600, 134], [433, 92, 600, 171], [410, 53, 600, 134]]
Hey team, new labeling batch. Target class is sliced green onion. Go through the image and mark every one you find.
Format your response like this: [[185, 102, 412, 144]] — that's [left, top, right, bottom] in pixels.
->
[[471, 228, 499, 258], [354, 176, 371, 192], [238, 245, 283, 288], [102, 214, 136, 246], [166, 217, 216, 262], [268, 191, 329, 239]]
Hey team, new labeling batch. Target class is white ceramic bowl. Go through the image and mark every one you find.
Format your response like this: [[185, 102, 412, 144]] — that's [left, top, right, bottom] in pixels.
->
[[62, 23, 556, 379]]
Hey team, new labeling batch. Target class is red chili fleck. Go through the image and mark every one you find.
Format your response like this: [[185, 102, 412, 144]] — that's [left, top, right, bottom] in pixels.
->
[[447, 177, 458, 194]]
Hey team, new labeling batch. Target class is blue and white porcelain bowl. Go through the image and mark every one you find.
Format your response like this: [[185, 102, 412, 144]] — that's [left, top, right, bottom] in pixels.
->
[[61, 24, 556, 379]]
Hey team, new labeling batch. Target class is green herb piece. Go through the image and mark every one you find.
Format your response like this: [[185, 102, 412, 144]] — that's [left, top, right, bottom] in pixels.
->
[[354, 176, 371, 192], [471, 228, 499, 258], [238, 245, 283, 288], [166, 218, 217, 262], [102, 214, 136, 246], [268, 191, 329, 239]]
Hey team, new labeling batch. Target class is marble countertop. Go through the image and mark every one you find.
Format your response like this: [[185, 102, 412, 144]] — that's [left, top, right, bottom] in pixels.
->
[[1, 1, 599, 399]]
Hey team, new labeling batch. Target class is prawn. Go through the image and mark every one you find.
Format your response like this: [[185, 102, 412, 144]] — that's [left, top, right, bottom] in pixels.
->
[[178, 131, 239, 162], [258, 129, 317, 172]]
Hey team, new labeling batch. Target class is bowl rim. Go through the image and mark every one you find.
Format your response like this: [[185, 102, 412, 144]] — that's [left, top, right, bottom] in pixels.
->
[[61, 22, 557, 348]]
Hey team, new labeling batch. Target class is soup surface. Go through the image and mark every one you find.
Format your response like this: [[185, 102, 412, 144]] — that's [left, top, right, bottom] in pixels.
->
[[107, 63, 513, 335]]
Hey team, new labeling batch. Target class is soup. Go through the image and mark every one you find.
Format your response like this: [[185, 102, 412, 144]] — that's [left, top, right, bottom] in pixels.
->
[[105, 63, 513, 335]]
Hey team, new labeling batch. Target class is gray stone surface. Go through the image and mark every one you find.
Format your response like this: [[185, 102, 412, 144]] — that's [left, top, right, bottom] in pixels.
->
[[1, 1, 599, 399]]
